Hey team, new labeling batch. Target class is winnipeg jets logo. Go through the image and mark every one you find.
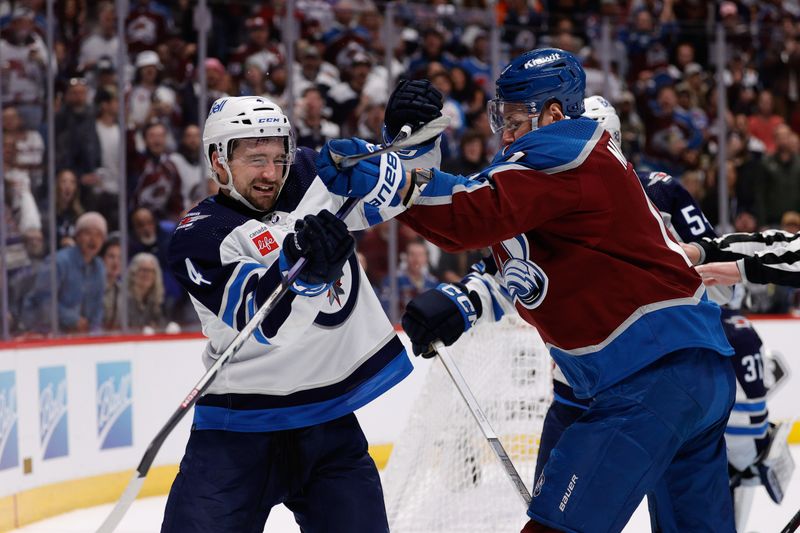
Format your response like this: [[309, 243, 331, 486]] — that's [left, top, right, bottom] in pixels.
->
[[493, 234, 548, 310], [185, 258, 211, 286], [327, 279, 345, 307]]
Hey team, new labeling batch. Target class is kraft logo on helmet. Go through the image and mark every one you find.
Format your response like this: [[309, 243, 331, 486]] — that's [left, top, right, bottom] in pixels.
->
[[524, 52, 562, 69]]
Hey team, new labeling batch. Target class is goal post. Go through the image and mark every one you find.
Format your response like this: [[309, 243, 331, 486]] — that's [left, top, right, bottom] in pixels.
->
[[383, 316, 553, 533]]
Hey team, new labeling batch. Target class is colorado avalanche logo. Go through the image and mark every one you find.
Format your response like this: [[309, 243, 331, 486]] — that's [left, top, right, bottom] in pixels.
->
[[494, 235, 548, 310]]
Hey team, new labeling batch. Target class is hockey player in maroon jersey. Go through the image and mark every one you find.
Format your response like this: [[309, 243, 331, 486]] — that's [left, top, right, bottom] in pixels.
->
[[317, 49, 737, 532]]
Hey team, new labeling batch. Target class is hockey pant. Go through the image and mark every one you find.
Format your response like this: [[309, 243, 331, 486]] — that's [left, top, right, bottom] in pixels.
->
[[161, 412, 388, 533], [528, 347, 735, 533]]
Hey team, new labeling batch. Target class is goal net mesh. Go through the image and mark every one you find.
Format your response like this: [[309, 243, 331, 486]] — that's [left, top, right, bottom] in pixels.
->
[[383, 316, 553, 533]]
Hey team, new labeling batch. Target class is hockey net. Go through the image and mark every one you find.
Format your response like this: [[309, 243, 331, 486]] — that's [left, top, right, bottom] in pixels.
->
[[383, 316, 553, 533]]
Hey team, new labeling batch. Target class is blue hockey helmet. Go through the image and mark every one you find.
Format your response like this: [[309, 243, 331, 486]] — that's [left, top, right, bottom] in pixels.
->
[[488, 48, 586, 134]]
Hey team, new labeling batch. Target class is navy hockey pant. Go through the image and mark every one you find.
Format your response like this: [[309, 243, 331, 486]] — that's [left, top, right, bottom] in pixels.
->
[[528, 347, 736, 533], [161, 413, 388, 533]]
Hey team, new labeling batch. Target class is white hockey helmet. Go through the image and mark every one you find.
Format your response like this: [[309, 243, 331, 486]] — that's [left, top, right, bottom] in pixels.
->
[[582, 95, 622, 148], [203, 96, 296, 210]]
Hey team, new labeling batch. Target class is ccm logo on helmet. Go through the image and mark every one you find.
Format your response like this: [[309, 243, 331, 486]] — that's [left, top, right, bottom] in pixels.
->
[[524, 52, 562, 69], [258, 117, 281, 123]]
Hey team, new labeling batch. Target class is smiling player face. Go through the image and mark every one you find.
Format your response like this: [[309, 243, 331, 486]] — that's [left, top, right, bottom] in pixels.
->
[[224, 137, 289, 211]]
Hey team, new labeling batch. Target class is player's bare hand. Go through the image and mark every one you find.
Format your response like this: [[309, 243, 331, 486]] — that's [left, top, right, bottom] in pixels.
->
[[695, 262, 742, 286], [681, 242, 701, 265]]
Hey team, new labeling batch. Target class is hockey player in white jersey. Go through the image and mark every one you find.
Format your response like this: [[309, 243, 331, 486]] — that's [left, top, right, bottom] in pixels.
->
[[161, 96, 414, 533]]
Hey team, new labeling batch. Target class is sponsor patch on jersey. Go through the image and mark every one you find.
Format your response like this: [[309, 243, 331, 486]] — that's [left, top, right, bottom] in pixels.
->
[[177, 213, 210, 230], [250, 228, 279, 256]]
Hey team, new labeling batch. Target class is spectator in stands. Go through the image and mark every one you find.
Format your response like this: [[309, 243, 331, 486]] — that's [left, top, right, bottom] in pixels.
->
[[54, 169, 84, 248], [756, 123, 800, 227], [379, 240, 438, 316], [125, 0, 169, 58], [169, 124, 204, 210], [128, 50, 175, 130], [359, 222, 418, 286], [640, 84, 703, 176], [619, 3, 678, 83], [228, 16, 283, 84], [407, 27, 455, 78], [2, 106, 45, 194], [442, 130, 489, 176], [127, 252, 165, 331], [0, 7, 50, 129], [3, 136, 41, 236], [93, 56, 118, 94], [431, 70, 466, 155], [327, 48, 373, 135], [295, 86, 340, 151], [22, 212, 107, 334], [459, 26, 491, 90], [781, 210, 800, 234], [7, 229, 46, 332], [131, 122, 183, 222], [100, 236, 123, 330], [728, 122, 764, 217], [78, 2, 118, 72], [55, 77, 94, 171], [292, 41, 340, 99], [683, 62, 710, 110], [724, 55, 759, 115], [733, 211, 758, 233], [321, 0, 369, 51], [748, 90, 784, 155], [82, 87, 121, 227]]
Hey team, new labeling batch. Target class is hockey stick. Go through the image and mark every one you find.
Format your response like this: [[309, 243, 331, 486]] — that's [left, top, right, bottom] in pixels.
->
[[782, 508, 800, 533], [96, 120, 448, 533], [433, 340, 532, 507], [338, 115, 451, 168]]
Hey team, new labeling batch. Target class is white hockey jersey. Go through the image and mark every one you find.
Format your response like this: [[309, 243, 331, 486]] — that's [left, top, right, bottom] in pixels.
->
[[168, 146, 411, 431]]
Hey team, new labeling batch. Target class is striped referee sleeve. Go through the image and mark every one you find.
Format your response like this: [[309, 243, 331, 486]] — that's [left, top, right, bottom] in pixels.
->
[[698, 230, 800, 287]]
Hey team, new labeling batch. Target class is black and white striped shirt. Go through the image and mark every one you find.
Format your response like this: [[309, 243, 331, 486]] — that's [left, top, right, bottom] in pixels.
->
[[698, 230, 800, 287]]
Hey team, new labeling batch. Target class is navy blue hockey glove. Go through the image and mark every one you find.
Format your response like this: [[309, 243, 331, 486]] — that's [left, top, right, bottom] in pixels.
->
[[281, 210, 355, 286], [318, 139, 406, 210], [385, 79, 443, 139], [401, 283, 482, 357]]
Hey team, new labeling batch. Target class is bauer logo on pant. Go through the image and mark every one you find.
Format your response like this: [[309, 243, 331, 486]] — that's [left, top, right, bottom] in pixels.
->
[[96, 362, 133, 450]]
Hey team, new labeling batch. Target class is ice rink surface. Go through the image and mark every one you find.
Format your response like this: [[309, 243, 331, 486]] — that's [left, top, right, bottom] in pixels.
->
[[9, 448, 800, 533]]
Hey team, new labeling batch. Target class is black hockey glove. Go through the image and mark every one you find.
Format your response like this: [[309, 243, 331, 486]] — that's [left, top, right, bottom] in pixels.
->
[[401, 283, 482, 357], [283, 210, 355, 285], [385, 79, 444, 139]]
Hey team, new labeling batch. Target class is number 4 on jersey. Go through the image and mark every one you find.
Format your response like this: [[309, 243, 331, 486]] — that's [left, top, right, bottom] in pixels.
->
[[185, 258, 211, 286]]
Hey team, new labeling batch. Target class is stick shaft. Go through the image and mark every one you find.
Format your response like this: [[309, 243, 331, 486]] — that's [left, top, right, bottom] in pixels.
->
[[433, 341, 532, 507]]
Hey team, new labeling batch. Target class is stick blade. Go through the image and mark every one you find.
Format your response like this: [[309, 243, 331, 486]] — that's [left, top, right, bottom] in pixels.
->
[[95, 472, 146, 533]]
